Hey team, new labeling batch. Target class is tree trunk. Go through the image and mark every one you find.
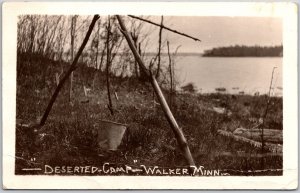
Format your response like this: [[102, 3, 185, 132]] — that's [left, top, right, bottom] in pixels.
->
[[137, 42, 141, 77], [69, 16, 77, 103], [131, 32, 139, 78], [29, 16, 35, 53], [95, 20, 101, 69], [92, 20, 101, 90], [99, 43, 106, 71]]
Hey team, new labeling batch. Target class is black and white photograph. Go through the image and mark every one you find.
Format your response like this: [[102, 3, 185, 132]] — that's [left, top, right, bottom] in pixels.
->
[[2, 2, 298, 189]]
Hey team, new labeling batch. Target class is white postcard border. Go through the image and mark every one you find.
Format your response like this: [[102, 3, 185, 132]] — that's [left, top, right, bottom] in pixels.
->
[[2, 2, 298, 189]]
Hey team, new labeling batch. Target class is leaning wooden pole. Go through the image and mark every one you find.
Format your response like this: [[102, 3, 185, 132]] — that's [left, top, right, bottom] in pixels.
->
[[156, 15, 163, 79], [167, 41, 173, 107], [128, 15, 201, 42], [106, 16, 114, 115], [39, 15, 100, 127], [69, 16, 76, 103], [116, 15, 196, 167]]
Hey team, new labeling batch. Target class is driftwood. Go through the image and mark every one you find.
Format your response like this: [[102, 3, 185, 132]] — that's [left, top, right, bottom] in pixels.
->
[[220, 151, 282, 158], [116, 15, 196, 167], [215, 151, 282, 158], [218, 130, 282, 153], [195, 150, 282, 159], [114, 92, 119, 101], [233, 128, 282, 144]]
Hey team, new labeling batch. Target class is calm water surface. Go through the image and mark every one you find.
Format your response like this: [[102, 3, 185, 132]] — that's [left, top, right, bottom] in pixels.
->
[[172, 56, 282, 96]]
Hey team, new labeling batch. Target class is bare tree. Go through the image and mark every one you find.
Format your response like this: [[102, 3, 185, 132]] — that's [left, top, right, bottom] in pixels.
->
[[43, 16, 63, 59], [69, 15, 78, 103], [17, 15, 36, 54], [91, 19, 102, 90], [55, 17, 68, 62], [166, 42, 181, 108], [93, 19, 101, 68], [28, 16, 37, 54], [129, 18, 145, 78], [39, 15, 100, 127], [111, 16, 153, 79]]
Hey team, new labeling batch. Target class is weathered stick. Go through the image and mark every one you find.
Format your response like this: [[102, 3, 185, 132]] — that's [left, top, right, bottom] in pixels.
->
[[114, 92, 119, 101], [156, 15, 163, 79], [261, 66, 277, 153], [167, 41, 173, 107], [39, 15, 100, 127], [117, 15, 196, 167], [130, 32, 139, 78], [69, 15, 77, 103], [106, 16, 114, 115], [128, 15, 201, 42], [55, 73, 60, 86]]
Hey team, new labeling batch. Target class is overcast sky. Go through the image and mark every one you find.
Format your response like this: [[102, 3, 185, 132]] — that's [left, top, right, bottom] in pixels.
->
[[141, 16, 282, 54]]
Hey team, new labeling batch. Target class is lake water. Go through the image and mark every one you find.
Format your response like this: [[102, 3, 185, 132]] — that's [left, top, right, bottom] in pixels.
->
[[95, 54, 282, 96], [168, 56, 282, 96]]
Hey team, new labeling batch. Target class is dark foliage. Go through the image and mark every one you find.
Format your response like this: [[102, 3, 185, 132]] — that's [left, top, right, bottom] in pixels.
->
[[203, 45, 283, 57]]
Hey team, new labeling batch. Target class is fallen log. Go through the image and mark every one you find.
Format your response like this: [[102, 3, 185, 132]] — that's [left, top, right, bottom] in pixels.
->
[[233, 128, 283, 144], [217, 130, 282, 153], [214, 151, 282, 158]]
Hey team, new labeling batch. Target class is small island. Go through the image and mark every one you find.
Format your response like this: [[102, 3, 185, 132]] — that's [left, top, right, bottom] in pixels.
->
[[203, 45, 283, 57]]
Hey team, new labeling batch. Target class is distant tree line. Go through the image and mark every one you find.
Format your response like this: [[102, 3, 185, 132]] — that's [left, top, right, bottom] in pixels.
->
[[203, 45, 283, 57]]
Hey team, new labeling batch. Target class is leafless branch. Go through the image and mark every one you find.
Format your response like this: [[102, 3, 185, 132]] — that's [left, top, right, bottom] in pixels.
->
[[128, 15, 201, 42]]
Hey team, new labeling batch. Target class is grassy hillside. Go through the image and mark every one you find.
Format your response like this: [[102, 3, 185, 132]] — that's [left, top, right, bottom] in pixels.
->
[[16, 53, 283, 176]]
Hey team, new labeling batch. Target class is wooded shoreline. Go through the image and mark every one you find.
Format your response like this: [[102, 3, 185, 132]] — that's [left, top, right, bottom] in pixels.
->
[[203, 45, 283, 57]]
